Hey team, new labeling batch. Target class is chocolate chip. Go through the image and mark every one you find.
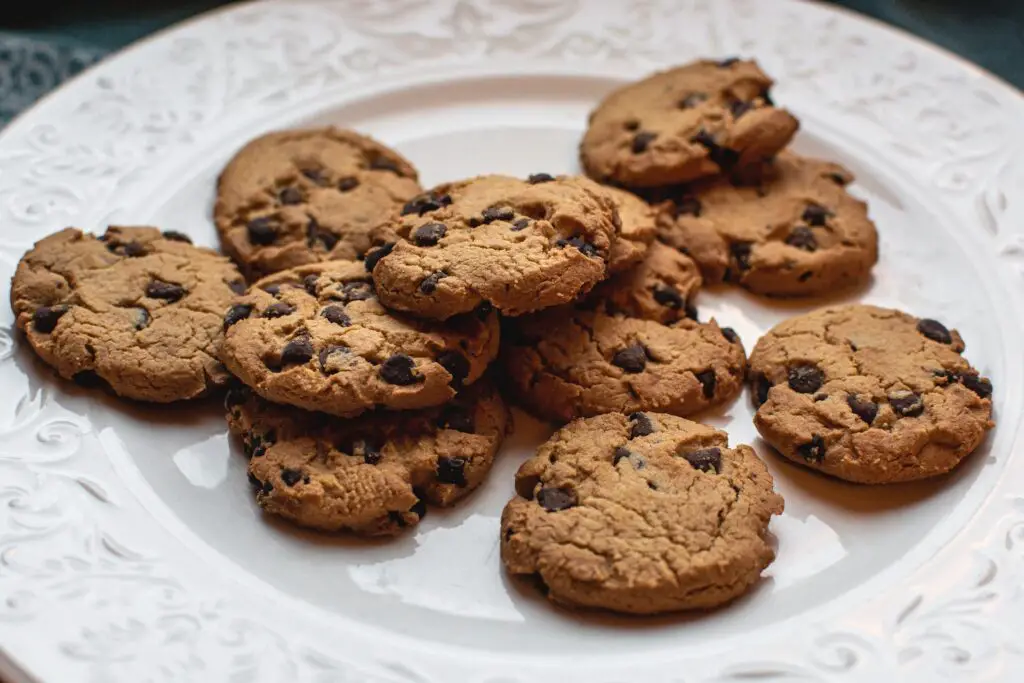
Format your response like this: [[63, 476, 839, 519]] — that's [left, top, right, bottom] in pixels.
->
[[889, 390, 924, 417], [303, 274, 319, 296], [279, 187, 303, 205], [696, 369, 716, 398], [316, 226, 338, 251], [146, 280, 186, 302], [717, 57, 740, 67], [917, 319, 952, 345], [161, 230, 192, 243], [827, 172, 849, 186], [512, 218, 530, 231], [412, 222, 447, 246], [788, 365, 823, 394], [318, 345, 349, 373], [673, 196, 702, 217], [32, 305, 68, 333], [337, 177, 359, 191], [301, 168, 327, 185], [363, 242, 394, 272], [691, 129, 739, 169], [361, 440, 383, 465], [785, 226, 818, 252], [798, 435, 826, 462], [682, 447, 721, 473], [228, 279, 247, 295], [436, 456, 468, 487], [482, 206, 515, 223], [961, 373, 993, 399], [246, 217, 277, 245], [379, 354, 421, 385], [730, 100, 755, 119], [721, 327, 740, 344], [802, 203, 832, 227], [72, 370, 105, 388], [263, 302, 295, 318], [320, 305, 350, 326], [679, 92, 708, 109], [401, 192, 452, 216], [753, 373, 772, 406], [281, 468, 303, 487], [281, 336, 314, 366], [262, 284, 282, 297], [528, 173, 555, 184], [623, 120, 640, 131], [613, 344, 648, 373], [337, 281, 374, 302], [122, 241, 146, 257], [556, 235, 598, 257], [730, 241, 752, 271], [629, 411, 654, 438], [438, 405, 475, 433], [369, 157, 402, 174], [410, 498, 427, 518], [437, 350, 469, 387], [847, 394, 878, 424], [632, 131, 657, 154], [475, 302, 494, 320], [418, 271, 447, 294], [613, 446, 632, 465], [651, 285, 683, 310], [760, 89, 775, 106], [537, 487, 576, 512], [933, 368, 959, 384]]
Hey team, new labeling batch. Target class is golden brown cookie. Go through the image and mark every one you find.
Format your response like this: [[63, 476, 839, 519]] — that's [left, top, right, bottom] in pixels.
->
[[501, 412, 783, 614], [215, 127, 422, 279], [220, 260, 500, 417], [655, 152, 878, 297], [580, 58, 799, 188], [748, 304, 994, 483], [370, 174, 620, 320], [591, 241, 703, 325], [598, 184, 657, 273], [228, 379, 510, 535], [10, 226, 243, 402]]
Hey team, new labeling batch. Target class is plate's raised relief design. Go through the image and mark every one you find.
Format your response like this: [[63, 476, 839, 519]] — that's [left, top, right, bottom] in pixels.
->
[[0, 1, 1023, 681]]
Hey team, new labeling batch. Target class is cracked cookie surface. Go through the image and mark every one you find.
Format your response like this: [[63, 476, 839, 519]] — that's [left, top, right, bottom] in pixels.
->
[[580, 58, 799, 188], [655, 152, 878, 297], [501, 412, 783, 614], [748, 304, 994, 483], [220, 259, 500, 417], [501, 302, 745, 423], [371, 174, 620, 320], [591, 241, 703, 325], [599, 184, 656, 273], [11, 226, 243, 402], [215, 127, 422, 279], [228, 379, 510, 535]]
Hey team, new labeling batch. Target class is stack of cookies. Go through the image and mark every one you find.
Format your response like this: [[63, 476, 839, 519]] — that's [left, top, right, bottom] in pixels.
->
[[7, 58, 995, 617]]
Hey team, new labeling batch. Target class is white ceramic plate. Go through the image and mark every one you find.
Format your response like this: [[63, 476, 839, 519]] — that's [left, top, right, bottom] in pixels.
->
[[1, 1, 1023, 681]]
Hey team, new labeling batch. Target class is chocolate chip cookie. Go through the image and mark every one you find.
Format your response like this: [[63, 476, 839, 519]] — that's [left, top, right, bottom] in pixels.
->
[[748, 304, 994, 484], [599, 184, 656, 273], [501, 412, 783, 614], [655, 152, 878, 297], [220, 260, 500, 417], [501, 305, 745, 423], [591, 241, 703, 325], [228, 379, 510, 535], [215, 127, 422, 279], [370, 174, 620, 320], [580, 58, 799, 188], [10, 226, 243, 402]]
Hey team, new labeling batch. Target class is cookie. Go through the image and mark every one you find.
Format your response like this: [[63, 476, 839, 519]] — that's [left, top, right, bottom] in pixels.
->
[[220, 260, 500, 417], [10, 226, 243, 402], [501, 412, 783, 614], [655, 152, 878, 297], [580, 58, 799, 188], [228, 379, 510, 535], [591, 241, 703, 325], [599, 184, 657, 273], [370, 174, 620, 320], [501, 304, 745, 423], [748, 304, 994, 484], [215, 127, 422, 279]]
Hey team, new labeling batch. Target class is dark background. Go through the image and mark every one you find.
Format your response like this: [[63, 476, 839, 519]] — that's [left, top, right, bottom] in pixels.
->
[[2, 0, 1023, 88]]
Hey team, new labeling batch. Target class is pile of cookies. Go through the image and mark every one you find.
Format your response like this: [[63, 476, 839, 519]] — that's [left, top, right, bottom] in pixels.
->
[[8, 59, 995, 615]]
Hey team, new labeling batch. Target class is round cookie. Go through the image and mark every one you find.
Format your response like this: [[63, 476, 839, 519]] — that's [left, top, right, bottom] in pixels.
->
[[220, 260, 500, 417], [228, 379, 511, 536], [370, 174, 620, 320], [591, 240, 703, 325], [501, 305, 746, 423], [599, 184, 657, 273], [655, 152, 878, 297], [215, 127, 422, 279], [748, 304, 994, 484], [11, 226, 243, 402], [501, 412, 783, 614], [580, 58, 799, 188]]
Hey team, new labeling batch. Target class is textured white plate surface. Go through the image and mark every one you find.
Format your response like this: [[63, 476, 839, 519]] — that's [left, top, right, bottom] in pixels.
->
[[1, 1, 1023, 681]]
